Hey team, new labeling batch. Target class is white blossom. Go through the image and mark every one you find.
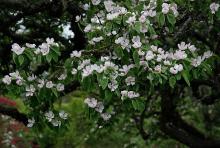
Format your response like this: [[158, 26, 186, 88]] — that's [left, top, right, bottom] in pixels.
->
[[210, 3, 220, 14], [101, 113, 111, 121], [132, 36, 142, 48], [71, 68, 78, 75], [84, 97, 97, 108], [51, 119, 61, 127], [39, 43, 50, 56], [91, 0, 101, 5], [75, 15, 81, 22], [162, 3, 170, 14], [125, 76, 135, 86], [108, 81, 118, 91], [46, 81, 54, 88], [95, 102, 104, 113], [170, 64, 183, 74], [178, 42, 188, 50], [26, 85, 36, 97], [58, 74, 67, 80], [26, 43, 36, 48], [56, 83, 64, 91], [84, 24, 92, 32], [11, 43, 25, 55], [59, 111, 68, 120], [154, 65, 162, 73], [27, 74, 37, 81], [27, 118, 35, 128], [145, 50, 155, 61], [2, 75, 12, 85], [38, 79, 45, 88], [70, 50, 82, 58], [45, 111, 54, 122]]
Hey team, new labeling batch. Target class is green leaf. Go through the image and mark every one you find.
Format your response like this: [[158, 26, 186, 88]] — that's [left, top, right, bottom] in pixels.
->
[[167, 13, 176, 25], [51, 45, 61, 56], [82, 77, 92, 91], [97, 74, 108, 89], [13, 54, 19, 65], [18, 55, 24, 65], [148, 25, 156, 36], [114, 47, 124, 58], [105, 90, 113, 102], [182, 71, 190, 86], [46, 54, 52, 63], [169, 76, 176, 88], [157, 12, 165, 26], [132, 100, 145, 112], [133, 50, 140, 67], [134, 22, 141, 33]]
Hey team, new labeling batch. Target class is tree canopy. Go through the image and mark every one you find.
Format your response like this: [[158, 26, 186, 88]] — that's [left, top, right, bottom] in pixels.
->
[[1, 0, 220, 147]]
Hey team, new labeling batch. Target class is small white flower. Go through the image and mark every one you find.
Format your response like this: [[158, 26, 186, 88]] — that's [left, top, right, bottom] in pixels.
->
[[164, 60, 171, 66], [46, 38, 55, 45], [145, 50, 155, 61], [174, 64, 183, 72], [174, 50, 187, 60], [56, 83, 64, 91], [125, 76, 135, 86], [27, 118, 35, 128], [39, 43, 50, 56], [84, 97, 97, 108], [84, 24, 92, 32], [132, 36, 142, 48], [170, 67, 178, 74], [126, 15, 136, 24], [58, 74, 67, 80], [75, 15, 81, 22], [2, 75, 11, 85], [203, 51, 213, 59], [83, 3, 90, 10], [70, 50, 82, 58], [188, 44, 197, 52], [38, 79, 45, 88], [178, 42, 188, 50], [9, 71, 21, 79], [46, 81, 54, 88], [45, 111, 54, 122], [11, 43, 25, 55], [101, 113, 111, 121], [210, 3, 220, 14], [191, 56, 203, 67], [154, 65, 162, 73], [91, 0, 101, 5], [51, 119, 61, 127], [170, 64, 183, 74], [104, 0, 114, 12], [26, 43, 36, 48], [59, 111, 68, 120], [95, 102, 104, 113], [108, 81, 118, 91], [71, 68, 77, 75], [162, 3, 170, 14], [27, 74, 37, 81], [26, 85, 36, 97]]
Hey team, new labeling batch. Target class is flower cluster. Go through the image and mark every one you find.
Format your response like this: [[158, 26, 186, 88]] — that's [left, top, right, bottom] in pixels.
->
[[1, 0, 217, 130], [44, 110, 68, 127], [210, 2, 220, 14], [11, 38, 57, 56], [84, 97, 111, 121]]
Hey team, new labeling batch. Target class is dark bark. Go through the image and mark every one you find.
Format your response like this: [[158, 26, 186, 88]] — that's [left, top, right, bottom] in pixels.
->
[[159, 87, 220, 148]]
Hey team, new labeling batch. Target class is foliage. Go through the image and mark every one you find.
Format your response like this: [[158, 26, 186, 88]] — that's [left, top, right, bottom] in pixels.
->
[[0, 0, 220, 147]]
